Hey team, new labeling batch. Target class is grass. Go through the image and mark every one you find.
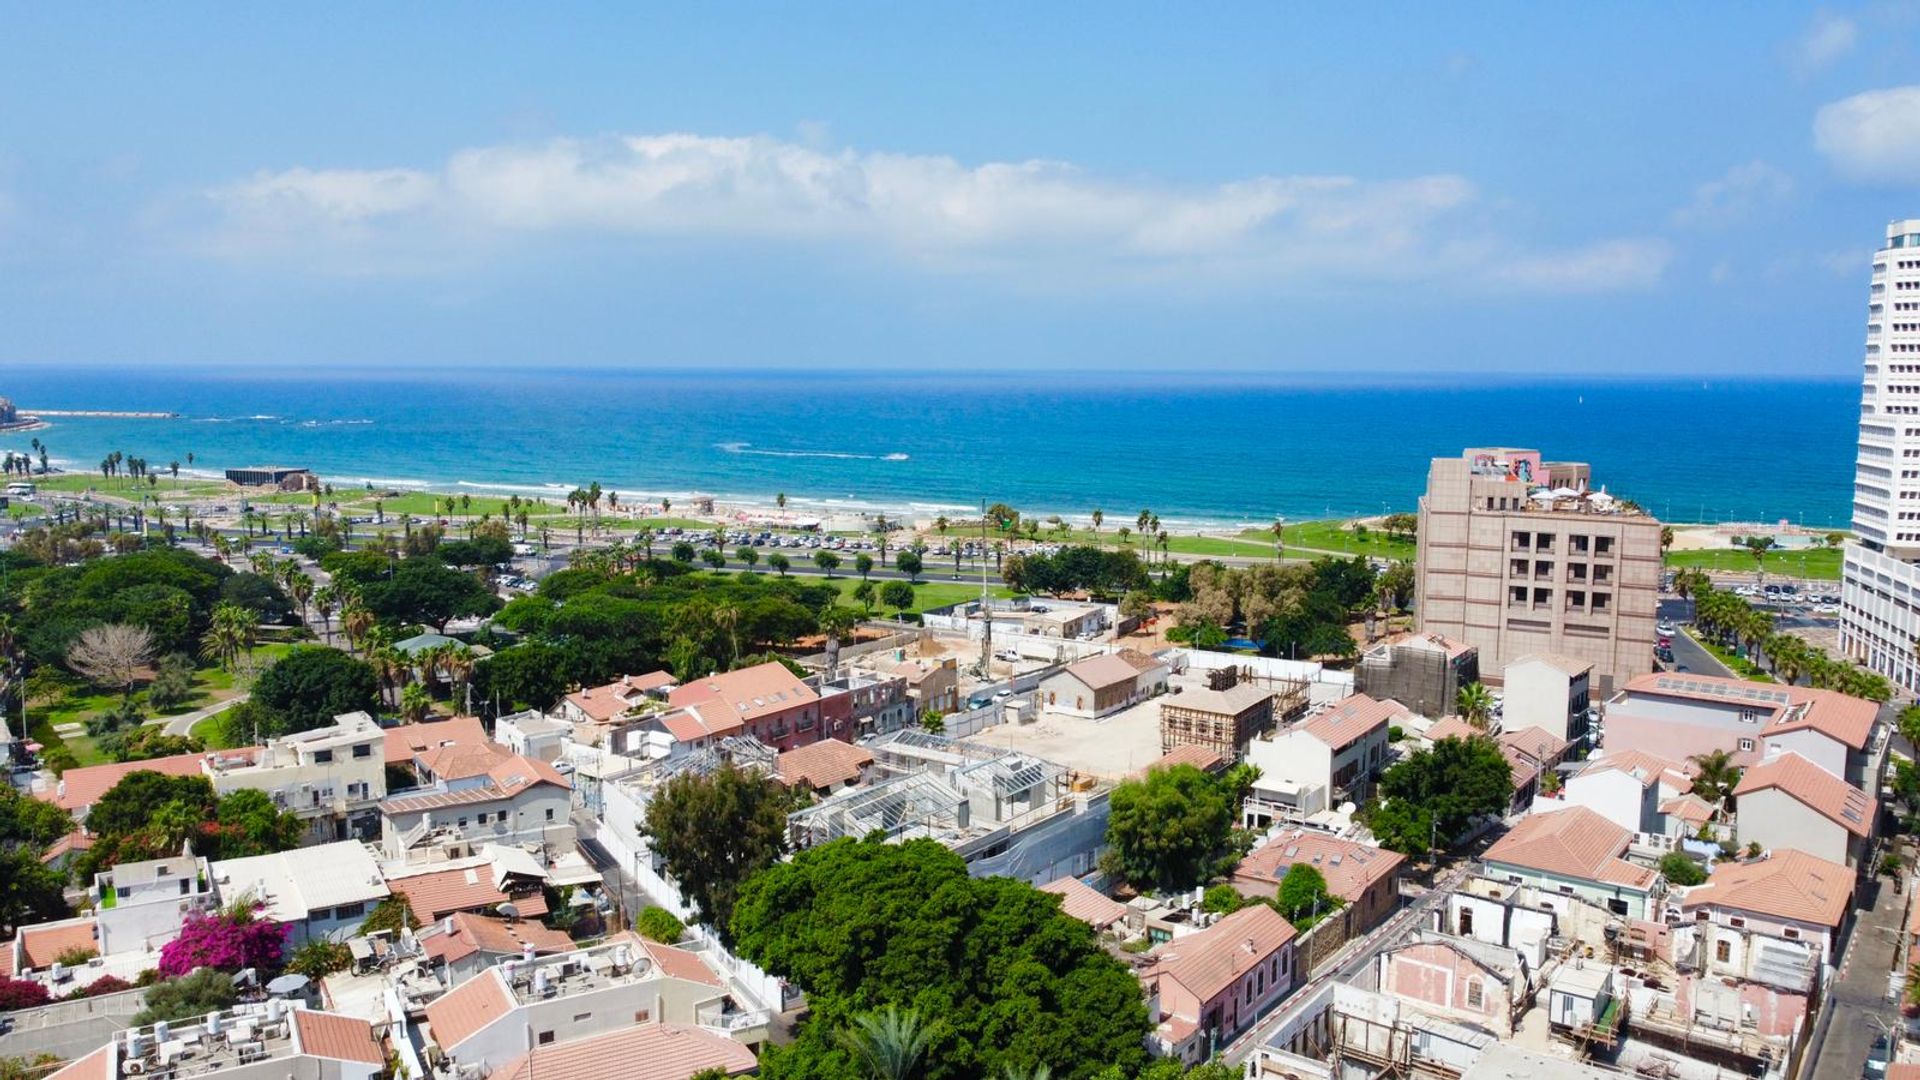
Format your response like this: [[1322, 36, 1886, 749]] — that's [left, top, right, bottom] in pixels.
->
[[1019, 528, 1272, 558], [1664, 548, 1842, 581], [827, 577, 1015, 615], [1234, 520, 1416, 561], [334, 491, 574, 519], [26, 644, 295, 768], [29, 474, 229, 498]]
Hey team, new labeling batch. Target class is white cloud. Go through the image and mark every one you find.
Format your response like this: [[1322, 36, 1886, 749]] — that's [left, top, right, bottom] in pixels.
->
[[1814, 86, 1920, 183], [1671, 161, 1793, 227], [199, 131, 1667, 292], [1791, 10, 1859, 74]]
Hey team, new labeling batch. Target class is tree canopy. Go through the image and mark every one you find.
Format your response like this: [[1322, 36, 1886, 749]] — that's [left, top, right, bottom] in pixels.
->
[[245, 647, 380, 736], [1371, 736, 1512, 855], [1103, 764, 1238, 892], [1002, 546, 1150, 600], [643, 763, 792, 936], [732, 838, 1151, 1080]]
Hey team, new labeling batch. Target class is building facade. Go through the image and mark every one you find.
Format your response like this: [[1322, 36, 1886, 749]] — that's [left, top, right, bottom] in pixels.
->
[[1843, 219, 1920, 692], [1415, 447, 1662, 695]]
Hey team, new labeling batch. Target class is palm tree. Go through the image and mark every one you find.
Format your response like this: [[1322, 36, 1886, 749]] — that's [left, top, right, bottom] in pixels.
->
[[1455, 682, 1495, 730], [838, 1006, 932, 1080], [1090, 509, 1103, 547], [314, 586, 339, 645], [200, 602, 256, 673], [1689, 749, 1743, 807], [399, 681, 432, 723], [638, 525, 656, 561], [713, 605, 742, 666], [1744, 536, 1776, 585], [341, 599, 375, 655], [777, 492, 787, 510], [1659, 525, 1675, 555], [441, 645, 477, 713]]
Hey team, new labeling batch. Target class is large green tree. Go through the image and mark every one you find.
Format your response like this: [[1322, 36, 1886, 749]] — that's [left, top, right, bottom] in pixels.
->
[[248, 647, 380, 734], [0, 846, 69, 935], [1103, 764, 1236, 892], [644, 762, 791, 935], [732, 838, 1151, 1080], [1372, 736, 1512, 855]]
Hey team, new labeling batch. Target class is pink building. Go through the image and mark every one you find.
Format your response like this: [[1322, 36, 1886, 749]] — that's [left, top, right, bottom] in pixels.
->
[[1603, 673, 1878, 784], [667, 661, 828, 751], [1143, 904, 1298, 1064], [1378, 931, 1527, 1036]]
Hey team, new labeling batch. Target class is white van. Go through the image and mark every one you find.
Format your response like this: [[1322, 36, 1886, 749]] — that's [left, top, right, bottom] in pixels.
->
[[4, 481, 34, 498]]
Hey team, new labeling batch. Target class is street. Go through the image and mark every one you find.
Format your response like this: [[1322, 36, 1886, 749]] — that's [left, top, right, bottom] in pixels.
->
[[1806, 873, 1908, 1080]]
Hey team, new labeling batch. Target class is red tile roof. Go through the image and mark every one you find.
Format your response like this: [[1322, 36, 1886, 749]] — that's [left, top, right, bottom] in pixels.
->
[[1660, 794, 1717, 827], [1233, 830, 1404, 905], [423, 913, 573, 966], [1039, 876, 1130, 930], [639, 939, 725, 987], [424, 968, 514, 1051], [383, 716, 489, 766], [45, 1045, 112, 1080], [1584, 748, 1695, 791], [1621, 672, 1879, 750], [1498, 726, 1569, 763], [1484, 806, 1656, 889], [1058, 653, 1143, 692], [1301, 694, 1406, 750], [1143, 744, 1229, 775], [659, 704, 745, 743], [1146, 904, 1296, 1004], [670, 661, 818, 723], [15, 919, 98, 972], [1424, 715, 1480, 743], [566, 672, 676, 723], [381, 747, 569, 813], [46, 751, 252, 812], [775, 739, 873, 790], [39, 830, 94, 864], [1733, 752, 1876, 838], [387, 866, 513, 921], [488, 1022, 756, 1080], [1679, 849, 1854, 929], [292, 1009, 386, 1065]]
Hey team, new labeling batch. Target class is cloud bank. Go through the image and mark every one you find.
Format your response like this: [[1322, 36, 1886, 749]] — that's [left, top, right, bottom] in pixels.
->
[[200, 132, 1668, 292], [1815, 86, 1920, 184]]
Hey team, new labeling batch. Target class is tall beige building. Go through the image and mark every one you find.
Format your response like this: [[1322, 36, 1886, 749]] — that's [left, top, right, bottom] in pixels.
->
[[1415, 447, 1661, 696]]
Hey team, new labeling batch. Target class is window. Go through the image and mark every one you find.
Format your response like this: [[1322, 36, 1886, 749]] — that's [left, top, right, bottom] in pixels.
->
[[1716, 940, 1732, 963], [1695, 910, 1710, 921], [180, 879, 191, 895], [352, 743, 372, 759], [314, 749, 334, 764], [546, 808, 556, 822], [336, 902, 365, 919], [1729, 917, 1745, 928], [1607, 898, 1629, 916], [538, 1032, 555, 1046], [1783, 927, 1800, 940], [573, 1013, 591, 1023], [457, 817, 468, 828], [634, 1010, 652, 1023], [1558, 885, 1574, 895], [1465, 981, 1484, 1009], [1737, 738, 1754, 752]]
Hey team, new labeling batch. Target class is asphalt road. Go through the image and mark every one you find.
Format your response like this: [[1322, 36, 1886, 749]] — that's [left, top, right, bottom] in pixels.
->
[[1807, 874, 1907, 1080]]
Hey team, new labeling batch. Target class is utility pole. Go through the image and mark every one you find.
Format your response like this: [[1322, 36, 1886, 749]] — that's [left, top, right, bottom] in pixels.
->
[[978, 499, 992, 677]]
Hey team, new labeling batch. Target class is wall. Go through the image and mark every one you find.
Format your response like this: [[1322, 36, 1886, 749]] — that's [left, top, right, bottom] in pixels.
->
[[1604, 696, 1769, 767], [1380, 942, 1514, 1036], [1761, 731, 1848, 780], [1482, 861, 1654, 920], [959, 793, 1111, 886], [1734, 790, 1852, 866], [1504, 663, 1581, 742], [1562, 769, 1656, 834], [0, 986, 146, 1062]]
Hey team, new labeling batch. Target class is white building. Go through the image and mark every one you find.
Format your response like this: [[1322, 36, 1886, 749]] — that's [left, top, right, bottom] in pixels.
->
[[1843, 218, 1920, 692], [1501, 653, 1593, 747], [91, 855, 216, 956], [209, 840, 391, 944], [378, 744, 574, 861], [1242, 693, 1404, 824], [49, 1004, 386, 1080], [201, 713, 387, 844]]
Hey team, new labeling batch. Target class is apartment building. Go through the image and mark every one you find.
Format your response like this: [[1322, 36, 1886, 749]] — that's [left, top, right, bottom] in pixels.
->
[[1415, 447, 1662, 695], [1842, 219, 1920, 691]]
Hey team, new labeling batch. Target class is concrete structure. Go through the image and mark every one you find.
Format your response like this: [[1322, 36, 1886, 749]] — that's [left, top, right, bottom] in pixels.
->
[[1354, 632, 1480, 720], [1604, 672, 1878, 783], [90, 856, 216, 957], [1378, 930, 1528, 1037], [812, 668, 915, 738], [1481, 805, 1661, 919], [209, 840, 389, 944], [1415, 447, 1662, 695], [224, 466, 315, 490], [48, 1005, 384, 1080], [379, 745, 573, 861], [492, 710, 568, 763], [1143, 903, 1298, 1064], [1731, 751, 1876, 868], [1039, 652, 1152, 719], [1502, 652, 1594, 747], [1242, 693, 1403, 824], [1157, 671, 1289, 760], [1558, 748, 1696, 835], [1843, 219, 1920, 693], [1231, 828, 1405, 938]]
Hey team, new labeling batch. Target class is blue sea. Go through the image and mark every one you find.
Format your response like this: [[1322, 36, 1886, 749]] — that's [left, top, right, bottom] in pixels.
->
[[0, 368, 1859, 529]]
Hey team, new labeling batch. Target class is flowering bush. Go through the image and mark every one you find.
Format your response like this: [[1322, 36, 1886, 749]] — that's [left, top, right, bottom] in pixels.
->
[[157, 911, 288, 978], [0, 975, 51, 1011], [64, 974, 133, 1000]]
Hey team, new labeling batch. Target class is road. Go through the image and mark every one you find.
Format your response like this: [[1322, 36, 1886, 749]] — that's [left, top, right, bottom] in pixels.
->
[[151, 693, 249, 737], [1806, 872, 1907, 1080]]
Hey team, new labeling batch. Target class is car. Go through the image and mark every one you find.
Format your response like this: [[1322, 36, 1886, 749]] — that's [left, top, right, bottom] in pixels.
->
[[1655, 622, 1676, 635], [1674, 664, 1690, 673]]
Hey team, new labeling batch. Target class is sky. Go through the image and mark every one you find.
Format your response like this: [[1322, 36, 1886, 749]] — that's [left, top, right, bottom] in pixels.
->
[[2, 5, 1920, 376]]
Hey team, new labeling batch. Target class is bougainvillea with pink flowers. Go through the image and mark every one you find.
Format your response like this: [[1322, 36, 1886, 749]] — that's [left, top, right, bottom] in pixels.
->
[[157, 911, 288, 978], [0, 976, 51, 1011]]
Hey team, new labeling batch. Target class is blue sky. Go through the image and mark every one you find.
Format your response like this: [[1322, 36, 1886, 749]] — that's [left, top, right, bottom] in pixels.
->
[[2, 4, 1919, 375]]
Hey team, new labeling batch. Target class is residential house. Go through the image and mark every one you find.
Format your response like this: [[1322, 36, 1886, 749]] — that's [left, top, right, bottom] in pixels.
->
[[1143, 904, 1298, 1063], [1378, 930, 1529, 1036], [1481, 806, 1661, 919], [1604, 673, 1878, 783], [1159, 675, 1281, 760], [494, 710, 569, 763], [209, 840, 390, 944], [1242, 693, 1405, 824], [5, 918, 119, 996], [1141, 745, 1230, 777], [859, 655, 959, 716], [49, 1005, 385, 1080], [1232, 829, 1406, 938], [415, 912, 574, 985], [383, 715, 490, 771], [1677, 849, 1853, 998], [1731, 751, 1876, 868], [383, 855, 550, 923], [561, 672, 677, 746], [668, 662, 828, 752], [1039, 653, 1151, 719], [379, 744, 573, 860], [1117, 648, 1173, 696], [90, 855, 216, 957], [482, 1023, 757, 1080], [1355, 632, 1481, 720], [1503, 653, 1595, 748], [1558, 749, 1696, 835], [1039, 876, 1131, 934], [812, 669, 915, 739], [773, 739, 874, 795]]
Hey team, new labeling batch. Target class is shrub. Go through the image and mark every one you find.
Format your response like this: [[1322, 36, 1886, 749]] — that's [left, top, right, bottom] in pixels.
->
[[64, 974, 132, 1000], [635, 906, 686, 944], [1659, 852, 1707, 887], [359, 895, 419, 936], [53, 945, 98, 967], [0, 976, 51, 1011], [157, 910, 287, 977], [1387, 725, 1405, 743], [1201, 884, 1247, 915], [285, 940, 351, 980], [132, 969, 236, 1026]]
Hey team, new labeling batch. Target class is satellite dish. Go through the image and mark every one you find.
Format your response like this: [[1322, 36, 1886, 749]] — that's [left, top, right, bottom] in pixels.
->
[[496, 902, 521, 919]]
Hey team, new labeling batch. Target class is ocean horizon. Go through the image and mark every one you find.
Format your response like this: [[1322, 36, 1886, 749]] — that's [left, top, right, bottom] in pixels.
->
[[0, 367, 1860, 530]]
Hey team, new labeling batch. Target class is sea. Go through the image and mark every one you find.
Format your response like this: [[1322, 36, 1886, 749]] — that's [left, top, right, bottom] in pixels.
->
[[0, 367, 1860, 530]]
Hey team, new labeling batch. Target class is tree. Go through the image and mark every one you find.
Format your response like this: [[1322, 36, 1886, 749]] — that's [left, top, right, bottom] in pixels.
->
[[360, 557, 500, 631], [1373, 737, 1512, 855], [1104, 764, 1236, 891], [643, 763, 790, 935], [218, 573, 292, 624], [249, 647, 379, 735], [1689, 749, 1743, 806], [1659, 851, 1706, 887], [399, 681, 432, 723], [66, 623, 156, 702], [1274, 864, 1340, 928], [856, 553, 875, 580], [841, 1006, 934, 1080], [814, 551, 841, 577], [146, 652, 197, 712], [852, 581, 877, 613], [1455, 682, 1494, 730], [768, 552, 791, 577], [672, 540, 698, 563], [0, 785, 73, 849], [0, 846, 69, 936], [89, 771, 217, 840], [285, 940, 352, 980], [880, 580, 916, 614], [200, 602, 255, 673], [132, 968, 238, 1026], [635, 906, 687, 944], [895, 551, 923, 583], [213, 789, 304, 857], [701, 548, 727, 570]]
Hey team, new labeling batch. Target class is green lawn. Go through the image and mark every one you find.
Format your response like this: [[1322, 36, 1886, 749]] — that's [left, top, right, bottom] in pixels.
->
[[334, 491, 575, 519], [27, 644, 294, 768], [1664, 548, 1842, 581], [1233, 520, 1416, 561], [29, 474, 228, 499], [827, 577, 1014, 615]]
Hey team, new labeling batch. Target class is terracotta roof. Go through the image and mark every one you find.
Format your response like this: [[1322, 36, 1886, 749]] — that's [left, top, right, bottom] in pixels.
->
[[1583, 748, 1695, 791], [775, 739, 874, 790], [1058, 653, 1143, 692], [1679, 849, 1854, 929], [381, 748, 568, 813], [1620, 673, 1878, 750], [1484, 806, 1656, 890], [1146, 904, 1296, 1004], [16, 919, 98, 971], [383, 716, 489, 766], [566, 672, 676, 723], [423, 913, 572, 966], [419, 742, 509, 781], [1233, 830, 1405, 905], [656, 704, 744, 743], [425, 968, 515, 1051], [45, 751, 250, 812], [1499, 744, 1542, 793], [1039, 876, 1130, 929], [1498, 726, 1569, 762], [1660, 794, 1717, 827], [1143, 744, 1229, 775], [39, 830, 94, 864], [292, 1009, 386, 1065], [45, 1044, 112, 1080], [1734, 752, 1876, 838], [1301, 694, 1406, 750], [1165, 682, 1274, 717], [639, 939, 725, 987], [387, 865, 513, 921], [488, 1022, 756, 1080], [1378, 631, 1477, 660], [1424, 715, 1481, 743], [1890, 1067, 1920, 1080], [1116, 648, 1168, 673], [669, 661, 818, 723], [1508, 652, 1593, 677]]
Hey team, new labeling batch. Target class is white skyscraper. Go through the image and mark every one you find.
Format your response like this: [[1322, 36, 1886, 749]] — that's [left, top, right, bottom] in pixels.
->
[[1840, 218, 1920, 690]]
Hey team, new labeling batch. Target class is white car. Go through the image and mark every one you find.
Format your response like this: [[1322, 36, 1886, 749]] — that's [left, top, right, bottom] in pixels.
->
[[1655, 622, 1676, 635]]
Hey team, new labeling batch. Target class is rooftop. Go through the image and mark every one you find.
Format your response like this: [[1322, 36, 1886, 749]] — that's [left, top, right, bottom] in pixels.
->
[[1162, 681, 1275, 716], [1580, 748, 1695, 791], [52, 1004, 382, 1080], [1058, 652, 1144, 692], [1038, 876, 1130, 930], [488, 1022, 755, 1080], [1619, 672, 1879, 750], [1234, 828, 1405, 904], [1297, 693, 1407, 750], [1373, 631, 1476, 661], [419, 913, 573, 967], [210, 840, 389, 922], [566, 671, 677, 723], [669, 660, 819, 723], [385, 859, 548, 922], [383, 715, 489, 766], [1483, 806, 1656, 890], [1141, 744, 1228, 775], [1678, 849, 1854, 929], [774, 738, 874, 790], [1146, 903, 1296, 1003], [1732, 752, 1876, 838], [1507, 652, 1594, 677]]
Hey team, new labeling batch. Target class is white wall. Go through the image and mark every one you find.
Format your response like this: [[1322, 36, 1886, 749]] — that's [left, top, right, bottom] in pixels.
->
[[1562, 770, 1654, 834], [1734, 790, 1852, 865], [1503, 662, 1576, 741], [1761, 731, 1847, 780]]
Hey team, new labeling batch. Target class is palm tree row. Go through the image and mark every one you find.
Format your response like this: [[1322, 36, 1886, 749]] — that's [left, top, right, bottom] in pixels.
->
[[1688, 579, 1891, 701]]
